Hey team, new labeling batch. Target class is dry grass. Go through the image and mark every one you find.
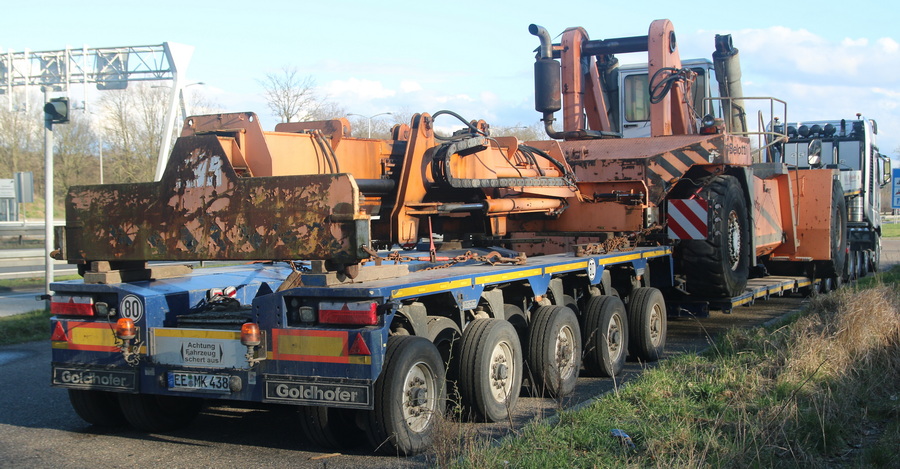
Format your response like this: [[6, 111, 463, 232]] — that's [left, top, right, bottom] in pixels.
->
[[455, 280, 900, 468]]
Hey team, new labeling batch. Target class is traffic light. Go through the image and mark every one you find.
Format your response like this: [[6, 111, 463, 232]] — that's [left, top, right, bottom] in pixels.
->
[[44, 97, 69, 124]]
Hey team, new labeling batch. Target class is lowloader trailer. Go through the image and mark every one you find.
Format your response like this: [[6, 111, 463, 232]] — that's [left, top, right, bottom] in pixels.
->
[[48, 19, 858, 456]]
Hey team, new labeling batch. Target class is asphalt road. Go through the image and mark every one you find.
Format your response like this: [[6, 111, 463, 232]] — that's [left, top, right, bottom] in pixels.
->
[[0, 241, 896, 467]]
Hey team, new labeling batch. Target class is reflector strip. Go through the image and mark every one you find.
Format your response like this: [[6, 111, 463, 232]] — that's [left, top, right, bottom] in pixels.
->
[[667, 199, 708, 240], [51, 321, 119, 352], [544, 261, 588, 275], [272, 329, 371, 365]]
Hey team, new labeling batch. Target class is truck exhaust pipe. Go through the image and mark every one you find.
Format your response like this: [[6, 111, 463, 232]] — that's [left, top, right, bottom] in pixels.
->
[[712, 34, 747, 135], [529, 24, 564, 139]]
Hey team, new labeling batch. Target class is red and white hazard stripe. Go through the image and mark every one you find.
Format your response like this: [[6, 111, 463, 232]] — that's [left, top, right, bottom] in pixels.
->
[[667, 199, 709, 240]]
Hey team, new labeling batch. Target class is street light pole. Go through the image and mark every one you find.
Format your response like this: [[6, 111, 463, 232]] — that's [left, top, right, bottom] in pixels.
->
[[348, 112, 392, 138]]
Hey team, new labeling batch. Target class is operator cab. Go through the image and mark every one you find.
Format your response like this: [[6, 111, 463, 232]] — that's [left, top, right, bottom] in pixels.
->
[[617, 59, 721, 138]]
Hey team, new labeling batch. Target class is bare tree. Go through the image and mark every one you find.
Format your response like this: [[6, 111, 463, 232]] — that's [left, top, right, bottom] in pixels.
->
[[96, 83, 170, 183], [259, 66, 325, 123]]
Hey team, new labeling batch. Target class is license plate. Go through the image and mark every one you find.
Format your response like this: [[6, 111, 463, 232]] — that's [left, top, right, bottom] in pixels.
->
[[168, 371, 231, 393]]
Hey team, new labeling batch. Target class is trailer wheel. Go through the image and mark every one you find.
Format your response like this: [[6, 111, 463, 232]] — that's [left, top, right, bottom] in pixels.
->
[[366, 335, 444, 455], [458, 318, 523, 422], [117, 394, 201, 432], [526, 305, 582, 397], [627, 287, 667, 362], [68, 390, 127, 427], [582, 295, 628, 377], [298, 406, 365, 449], [681, 175, 750, 297]]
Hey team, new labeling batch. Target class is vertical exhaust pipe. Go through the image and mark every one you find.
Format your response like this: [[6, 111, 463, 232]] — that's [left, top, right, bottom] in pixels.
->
[[712, 34, 747, 135], [529, 24, 564, 139]]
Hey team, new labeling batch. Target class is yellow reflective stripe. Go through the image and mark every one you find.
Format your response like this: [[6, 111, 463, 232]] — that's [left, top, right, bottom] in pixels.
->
[[392, 278, 473, 299], [544, 261, 588, 275], [153, 329, 240, 340], [642, 249, 670, 258], [69, 325, 117, 348], [603, 253, 642, 264], [475, 268, 543, 285], [277, 334, 345, 357], [349, 356, 372, 365]]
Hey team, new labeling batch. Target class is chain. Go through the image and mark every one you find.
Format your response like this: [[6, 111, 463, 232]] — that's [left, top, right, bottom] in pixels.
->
[[360, 245, 526, 269]]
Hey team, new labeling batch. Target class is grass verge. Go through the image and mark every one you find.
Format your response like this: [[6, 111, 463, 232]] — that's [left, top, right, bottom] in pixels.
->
[[455, 273, 900, 468], [880, 223, 900, 238], [0, 309, 52, 346]]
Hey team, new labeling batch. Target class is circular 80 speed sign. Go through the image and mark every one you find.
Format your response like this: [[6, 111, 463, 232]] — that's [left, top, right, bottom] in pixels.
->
[[120, 295, 144, 322]]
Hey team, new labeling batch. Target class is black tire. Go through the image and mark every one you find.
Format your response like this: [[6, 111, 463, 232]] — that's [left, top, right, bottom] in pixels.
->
[[681, 175, 750, 297], [457, 318, 523, 422], [425, 316, 461, 368], [821, 179, 848, 278], [68, 389, 127, 427], [858, 250, 869, 278], [582, 295, 628, 377], [117, 394, 202, 432], [298, 406, 365, 450], [627, 287, 667, 362], [526, 305, 582, 398], [366, 335, 445, 456]]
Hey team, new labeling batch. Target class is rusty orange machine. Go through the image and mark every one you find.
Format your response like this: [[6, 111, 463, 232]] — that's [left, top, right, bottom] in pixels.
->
[[48, 19, 857, 457]]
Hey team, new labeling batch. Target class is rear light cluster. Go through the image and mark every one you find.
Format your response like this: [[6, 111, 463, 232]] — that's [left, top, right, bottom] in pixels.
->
[[286, 298, 380, 326], [51, 295, 111, 317]]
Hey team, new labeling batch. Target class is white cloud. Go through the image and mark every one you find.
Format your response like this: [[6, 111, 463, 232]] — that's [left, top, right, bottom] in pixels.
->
[[878, 37, 900, 54]]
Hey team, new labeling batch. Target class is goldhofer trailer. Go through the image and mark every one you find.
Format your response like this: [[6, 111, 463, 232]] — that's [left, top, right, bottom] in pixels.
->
[[50, 245, 673, 455]]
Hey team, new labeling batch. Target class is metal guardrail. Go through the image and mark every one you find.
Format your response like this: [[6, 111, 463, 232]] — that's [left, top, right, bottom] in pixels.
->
[[0, 221, 65, 237]]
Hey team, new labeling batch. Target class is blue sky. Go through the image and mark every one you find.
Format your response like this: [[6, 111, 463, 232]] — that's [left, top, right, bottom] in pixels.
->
[[3, 0, 898, 154]]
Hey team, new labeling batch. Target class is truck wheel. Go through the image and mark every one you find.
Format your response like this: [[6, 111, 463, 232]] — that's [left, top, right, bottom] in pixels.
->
[[627, 287, 667, 362], [117, 394, 201, 432], [298, 406, 365, 449], [681, 175, 750, 297], [819, 179, 848, 278], [366, 335, 445, 455], [526, 305, 582, 397], [582, 295, 628, 377], [68, 389, 127, 427], [458, 318, 523, 422], [858, 250, 868, 278]]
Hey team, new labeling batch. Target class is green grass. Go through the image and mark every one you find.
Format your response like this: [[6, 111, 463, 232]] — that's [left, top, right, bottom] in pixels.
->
[[0, 309, 52, 346], [0, 275, 81, 292], [454, 271, 900, 468], [881, 223, 900, 238]]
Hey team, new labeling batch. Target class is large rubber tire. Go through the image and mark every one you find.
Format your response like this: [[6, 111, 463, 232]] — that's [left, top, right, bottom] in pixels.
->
[[526, 305, 582, 398], [821, 179, 848, 278], [627, 287, 667, 362], [681, 175, 750, 297], [117, 394, 202, 432], [457, 318, 523, 422], [298, 406, 366, 450], [68, 389, 127, 427], [582, 295, 628, 378], [366, 335, 445, 456]]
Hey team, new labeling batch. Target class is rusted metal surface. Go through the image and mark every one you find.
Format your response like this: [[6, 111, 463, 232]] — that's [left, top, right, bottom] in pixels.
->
[[59, 134, 368, 264]]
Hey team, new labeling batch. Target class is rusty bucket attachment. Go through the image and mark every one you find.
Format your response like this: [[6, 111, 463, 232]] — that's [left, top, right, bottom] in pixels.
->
[[56, 134, 369, 268]]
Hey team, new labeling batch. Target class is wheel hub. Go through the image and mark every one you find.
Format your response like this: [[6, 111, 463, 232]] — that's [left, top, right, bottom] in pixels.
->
[[555, 325, 576, 378], [727, 210, 742, 270]]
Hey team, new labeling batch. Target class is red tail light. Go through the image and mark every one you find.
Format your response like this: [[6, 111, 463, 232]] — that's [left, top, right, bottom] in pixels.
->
[[241, 323, 261, 346], [115, 318, 136, 340], [51, 295, 95, 317], [318, 301, 379, 326]]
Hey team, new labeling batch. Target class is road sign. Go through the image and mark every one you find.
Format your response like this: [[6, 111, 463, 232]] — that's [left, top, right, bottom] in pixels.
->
[[893, 168, 900, 209]]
